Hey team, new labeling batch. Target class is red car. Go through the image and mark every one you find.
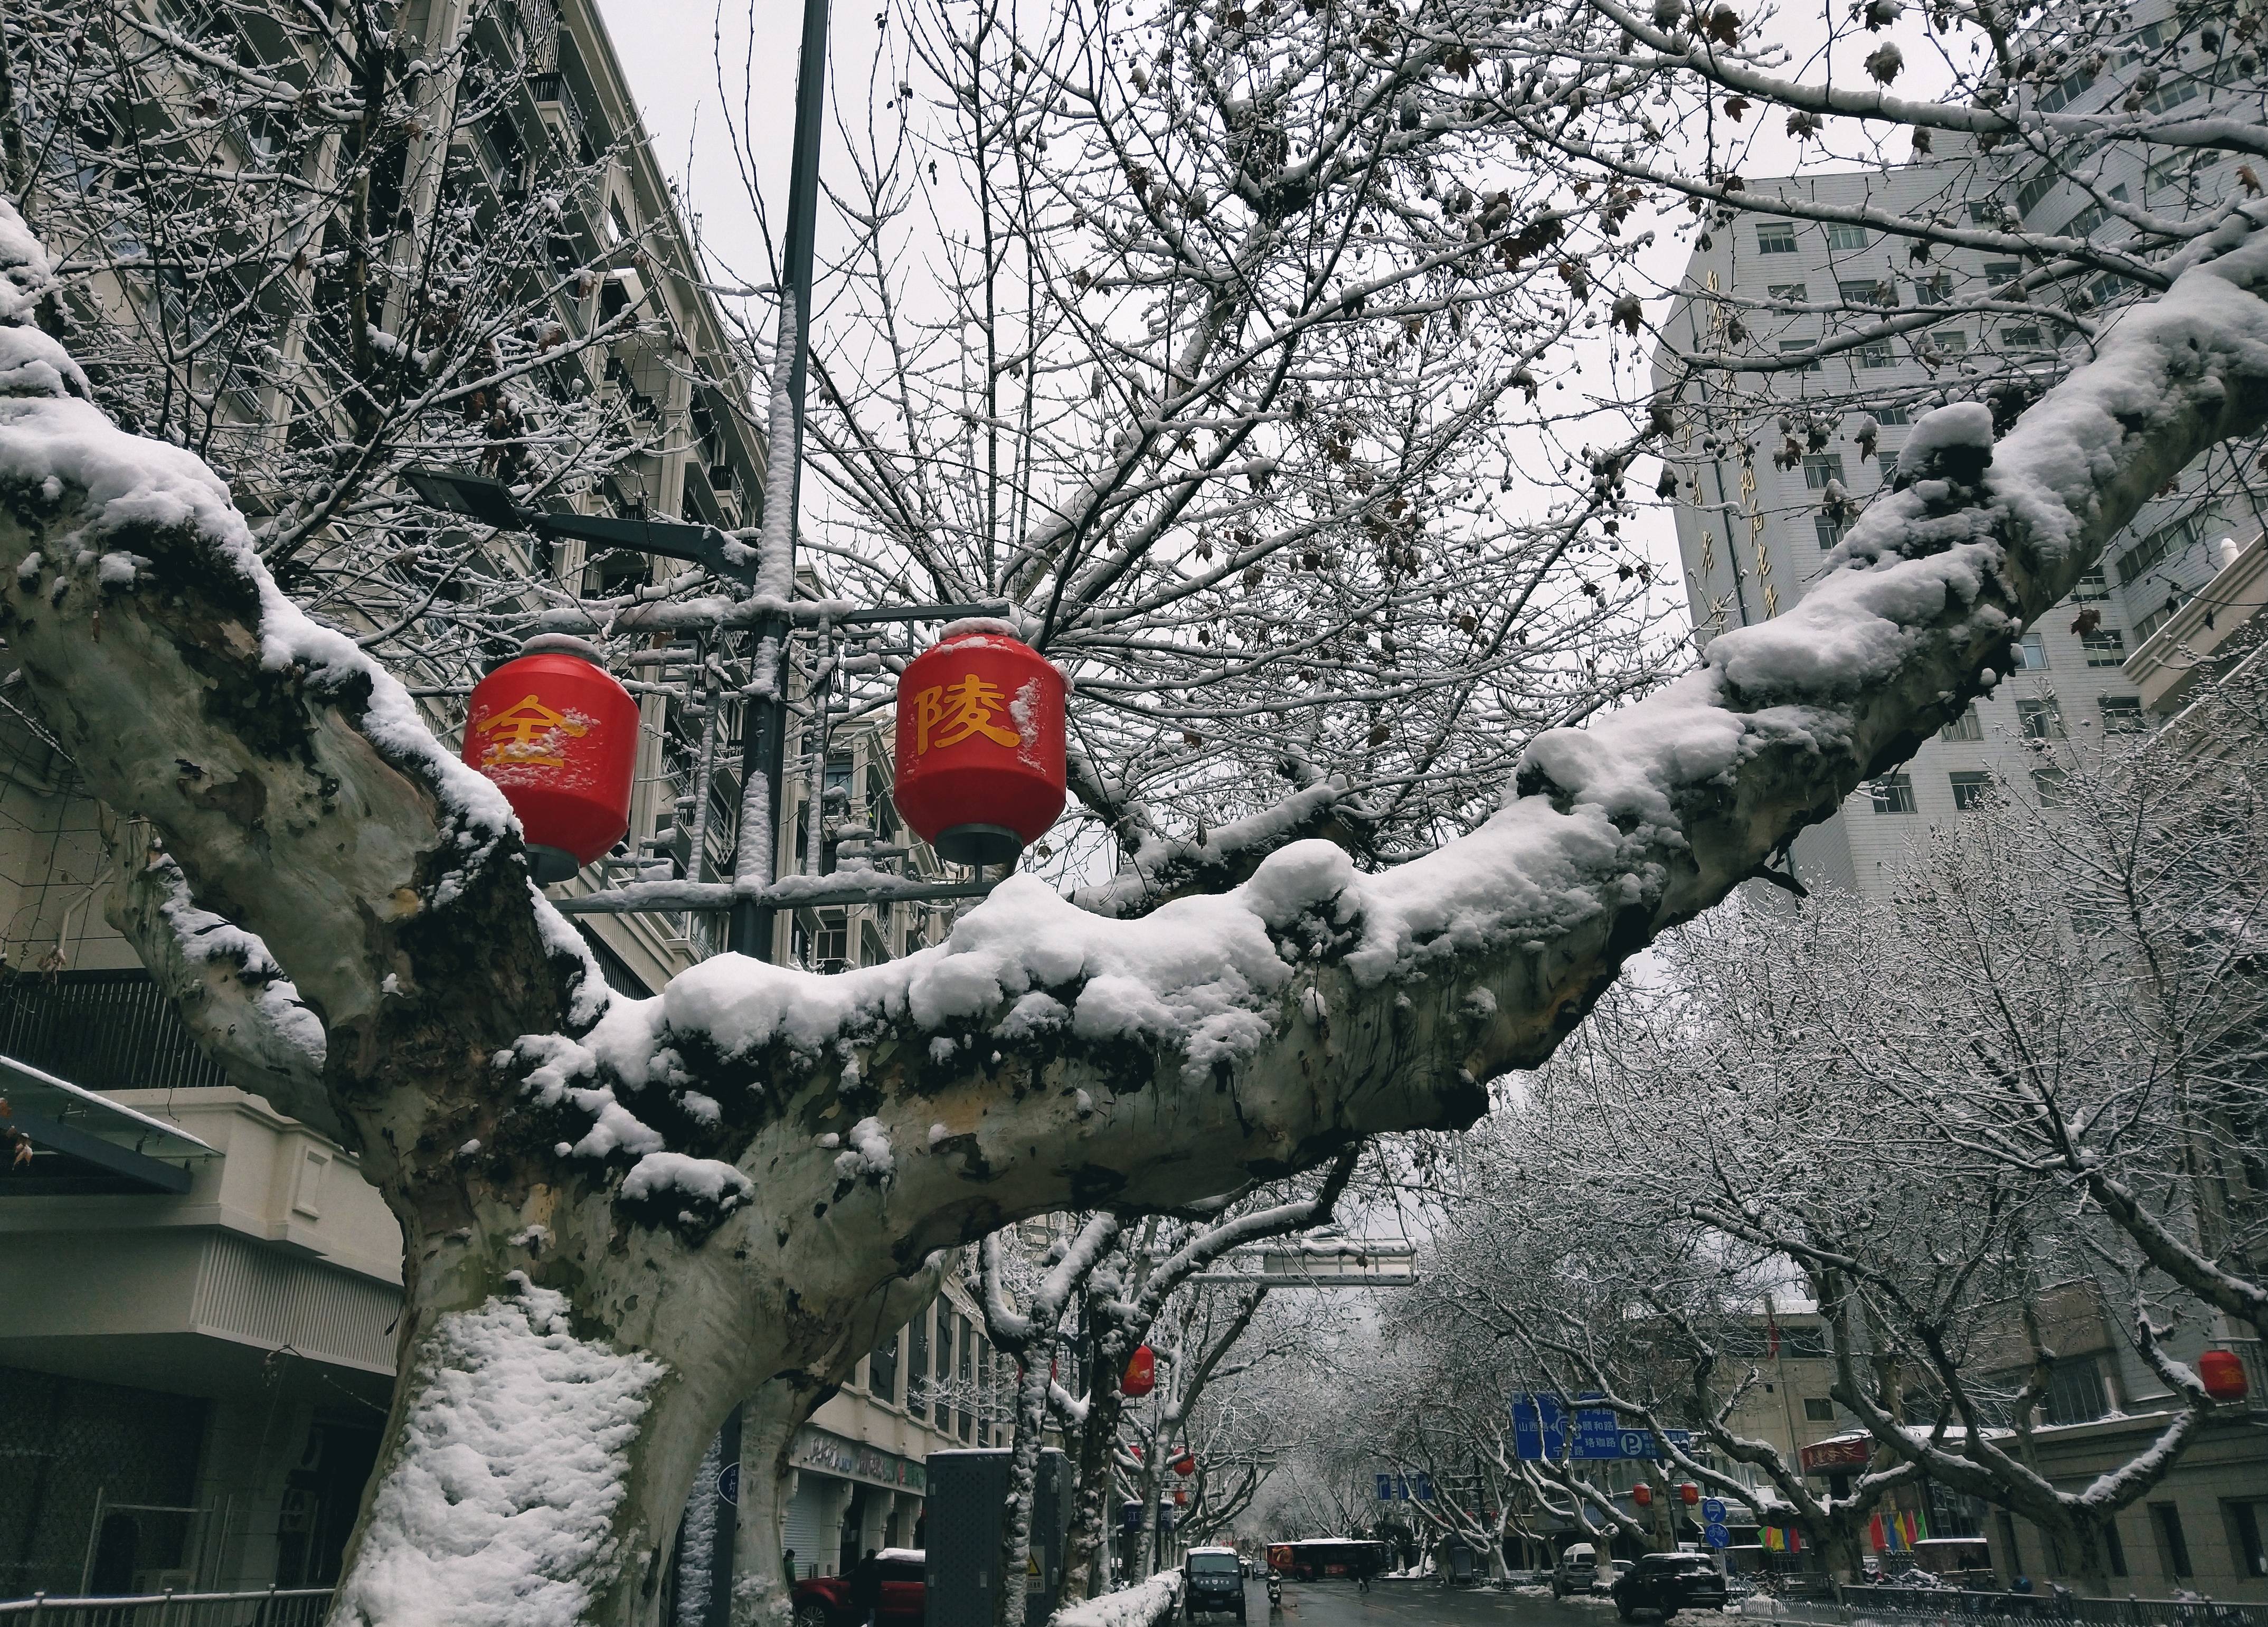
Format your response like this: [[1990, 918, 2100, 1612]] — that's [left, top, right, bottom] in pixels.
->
[[792, 1549, 926, 1627]]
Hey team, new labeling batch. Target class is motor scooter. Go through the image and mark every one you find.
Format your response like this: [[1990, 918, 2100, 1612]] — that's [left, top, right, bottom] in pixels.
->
[[1267, 1576, 1283, 1612]]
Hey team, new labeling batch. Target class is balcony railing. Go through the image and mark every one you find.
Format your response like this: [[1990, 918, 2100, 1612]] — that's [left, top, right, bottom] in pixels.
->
[[0, 970, 228, 1094], [0, 1587, 332, 1625]]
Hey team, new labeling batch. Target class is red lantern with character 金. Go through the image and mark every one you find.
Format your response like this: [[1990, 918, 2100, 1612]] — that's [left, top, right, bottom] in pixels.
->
[[462, 637, 639, 882], [1680, 1483, 1700, 1506], [1632, 1484, 1653, 1508], [1121, 1345, 1157, 1398], [893, 623, 1066, 866], [2199, 1348, 2248, 1402]]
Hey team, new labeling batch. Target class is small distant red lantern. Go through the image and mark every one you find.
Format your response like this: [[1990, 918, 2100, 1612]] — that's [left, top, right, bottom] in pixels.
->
[[1171, 1449, 1197, 1477], [2200, 1349, 2248, 1402], [1174, 1487, 1190, 1507], [1632, 1484, 1653, 1508], [1680, 1483, 1701, 1506], [462, 637, 639, 882], [893, 625, 1066, 866], [1121, 1344, 1157, 1398]]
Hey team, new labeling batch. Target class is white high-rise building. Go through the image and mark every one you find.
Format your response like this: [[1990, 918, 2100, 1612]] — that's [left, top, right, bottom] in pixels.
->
[[1651, 23, 2265, 895]]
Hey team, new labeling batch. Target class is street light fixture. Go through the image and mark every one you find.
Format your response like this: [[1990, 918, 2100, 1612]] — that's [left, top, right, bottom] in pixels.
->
[[403, 466, 759, 584]]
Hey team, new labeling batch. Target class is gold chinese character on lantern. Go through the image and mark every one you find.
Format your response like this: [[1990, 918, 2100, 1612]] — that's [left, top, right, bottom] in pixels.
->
[[474, 692, 587, 769], [913, 676, 1023, 754]]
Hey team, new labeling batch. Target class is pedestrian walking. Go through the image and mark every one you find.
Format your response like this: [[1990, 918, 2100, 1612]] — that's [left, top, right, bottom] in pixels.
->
[[852, 1547, 883, 1627]]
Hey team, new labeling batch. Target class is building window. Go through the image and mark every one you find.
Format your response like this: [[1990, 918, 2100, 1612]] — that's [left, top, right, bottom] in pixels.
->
[[2106, 1518, 2129, 1579], [1768, 282, 1810, 302], [2000, 1512, 2025, 1576], [908, 1308, 930, 1421], [2033, 765, 2069, 806], [2036, 66, 2097, 111], [2018, 698, 2065, 739], [2002, 325, 2043, 348], [1825, 222, 1870, 249], [1857, 340, 1895, 368], [2042, 1356, 2108, 1425], [1930, 327, 1968, 354], [1914, 273, 1951, 305], [1803, 1397, 1837, 1422], [2016, 171, 2059, 217], [1838, 277, 1883, 305], [1816, 514, 1851, 550], [1951, 770, 1994, 809], [1868, 773, 1917, 813], [2072, 569, 2109, 602], [2118, 514, 2201, 585], [1757, 222, 1799, 254], [1985, 259, 2021, 285], [1802, 452, 1847, 489], [1779, 340, 1821, 373], [1941, 704, 1982, 742], [2227, 1500, 2268, 1579], [870, 1330, 900, 1407], [2100, 695, 2147, 732], [812, 911, 848, 971], [2134, 599, 2178, 641], [2152, 1503, 2194, 1579], [1874, 404, 1913, 425], [2012, 632, 2049, 670], [2082, 627, 2126, 666], [1968, 201, 2004, 225]]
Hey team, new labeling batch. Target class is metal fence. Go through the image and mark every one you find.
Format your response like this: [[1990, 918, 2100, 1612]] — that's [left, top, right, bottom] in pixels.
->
[[1745, 1587, 2261, 1627], [0, 970, 228, 1094], [0, 1590, 331, 1626]]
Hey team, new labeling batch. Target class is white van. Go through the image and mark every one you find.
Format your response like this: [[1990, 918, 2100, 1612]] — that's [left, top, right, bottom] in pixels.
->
[[1552, 1544, 1599, 1598]]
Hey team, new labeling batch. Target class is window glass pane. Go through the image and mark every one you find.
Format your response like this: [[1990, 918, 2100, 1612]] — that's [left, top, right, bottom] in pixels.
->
[[2100, 696, 2146, 732], [2013, 632, 2048, 670], [1825, 223, 1869, 249], [1951, 771, 1993, 809], [1757, 223, 1799, 254], [2083, 627, 2125, 666], [1941, 705, 1982, 742], [2018, 698, 2064, 738], [1868, 773, 1916, 813], [1802, 453, 1846, 489]]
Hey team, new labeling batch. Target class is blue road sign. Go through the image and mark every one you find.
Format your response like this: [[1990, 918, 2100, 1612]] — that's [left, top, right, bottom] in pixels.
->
[[1700, 1498, 1728, 1524], [1510, 1395, 1694, 1460], [1703, 1522, 1731, 1550]]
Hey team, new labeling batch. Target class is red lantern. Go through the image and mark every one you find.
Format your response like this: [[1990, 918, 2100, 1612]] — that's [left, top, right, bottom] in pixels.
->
[[1174, 1487, 1189, 1508], [1680, 1483, 1700, 1506], [2200, 1349, 2248, 1402], [893, 625, 1066, 866], [462, 638, 639, 882], [1632, 1484, 1653, 1508], [1171, 1449, 1196, 1477], [1121, 1344, 1157, 1399]]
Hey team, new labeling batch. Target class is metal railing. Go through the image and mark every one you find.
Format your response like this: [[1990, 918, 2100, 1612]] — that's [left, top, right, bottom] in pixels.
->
[[0, 1588, 333, 1626], [0, 970, 228, 1093], [1745, 1586, 2261, 1627]]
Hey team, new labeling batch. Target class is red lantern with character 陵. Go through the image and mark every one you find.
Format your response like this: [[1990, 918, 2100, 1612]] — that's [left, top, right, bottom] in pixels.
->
[[893, 623, 1066, 866]]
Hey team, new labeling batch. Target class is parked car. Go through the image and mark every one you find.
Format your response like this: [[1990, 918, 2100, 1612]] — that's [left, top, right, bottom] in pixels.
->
[[1609, 1552, 1730, 1622], [792, 1549, 926, 1627], [1552, 1545, 1600, 1598], [1598, 1559, 1636, 1595], [1187, 1546, 1249, 1621]]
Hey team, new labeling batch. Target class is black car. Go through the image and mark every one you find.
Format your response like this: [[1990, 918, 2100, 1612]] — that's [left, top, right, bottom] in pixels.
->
[[1186, 1548, 1248, 1621], [1609, 1552, 1730, 1621]]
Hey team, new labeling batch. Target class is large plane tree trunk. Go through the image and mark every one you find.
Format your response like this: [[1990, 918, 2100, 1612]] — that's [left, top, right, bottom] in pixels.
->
[[5, 203, 2268, 1624]]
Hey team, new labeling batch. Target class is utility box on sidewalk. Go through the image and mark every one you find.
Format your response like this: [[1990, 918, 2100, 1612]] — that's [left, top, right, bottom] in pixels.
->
[[925, 1449, 1074, 1627]]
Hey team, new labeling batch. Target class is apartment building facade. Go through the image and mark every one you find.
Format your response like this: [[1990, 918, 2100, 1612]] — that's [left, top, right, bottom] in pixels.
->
[[0, 0, 978, 1610], [1653, 19, 2267, 898]]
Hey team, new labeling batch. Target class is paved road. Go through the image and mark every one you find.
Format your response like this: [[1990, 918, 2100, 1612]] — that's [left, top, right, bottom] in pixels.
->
[[1190, 1578, 1627, 1627]]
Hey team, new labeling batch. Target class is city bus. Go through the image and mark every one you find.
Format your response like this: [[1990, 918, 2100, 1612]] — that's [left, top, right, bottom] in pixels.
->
[[1264, 1539, 1393, 1581]]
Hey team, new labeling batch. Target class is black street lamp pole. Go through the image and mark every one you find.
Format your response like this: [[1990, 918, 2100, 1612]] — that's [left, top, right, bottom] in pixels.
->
[[730, 0, 833, 961]]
